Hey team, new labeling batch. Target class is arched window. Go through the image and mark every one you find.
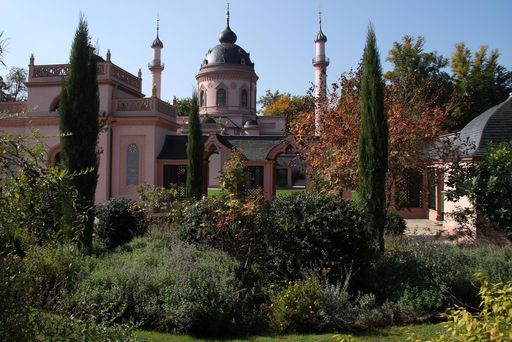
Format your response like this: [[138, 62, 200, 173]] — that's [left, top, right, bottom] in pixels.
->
[[240, 89, 248, 108], [126, 143, 139, 185], [200, 90, 206, 107], [216, 88, 226, 106]]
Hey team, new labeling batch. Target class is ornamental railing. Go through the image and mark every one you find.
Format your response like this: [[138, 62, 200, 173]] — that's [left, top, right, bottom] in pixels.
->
[[30, 62, 141, 91], [113, 97, 175, 117]]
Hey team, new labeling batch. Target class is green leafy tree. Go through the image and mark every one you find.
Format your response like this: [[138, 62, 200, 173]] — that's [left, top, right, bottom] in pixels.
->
[[451, 43, 512, 129], [357, 24, 388, 252], [185, 90, 203, 199], [445, 142, 512, 240], [0, 76, 9, 102], [59, 16, 100, 249], [219, 149, 251, 198], [174, 96, 196, 116]]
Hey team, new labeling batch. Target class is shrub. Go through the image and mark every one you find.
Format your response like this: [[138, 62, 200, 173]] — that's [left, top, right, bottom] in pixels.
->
[[259, 192, 376, 287], [270, 274, 395, 333], [95, 197, 147, 249], [0, 255, 36, 341], [385, 211, 407, 235], [22, 244, 87, 310], [373, 236, 512, 319], [70, 237, 253, 336], [179, 192, 266, 266]]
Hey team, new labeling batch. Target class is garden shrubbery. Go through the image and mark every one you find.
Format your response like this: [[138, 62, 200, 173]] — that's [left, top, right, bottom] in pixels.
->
[[94, 197, 147, 249], [70, 235, 254, 336]]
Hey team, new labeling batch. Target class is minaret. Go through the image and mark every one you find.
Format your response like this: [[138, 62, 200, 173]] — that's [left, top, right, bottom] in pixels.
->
[[149, 16, 164, 99], [312, 11, 329, 136]]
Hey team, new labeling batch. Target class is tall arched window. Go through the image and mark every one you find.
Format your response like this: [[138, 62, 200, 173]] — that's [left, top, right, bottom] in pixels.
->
[[126, 143, 139, 185], [240, 89, 248, 108], [216, 88, 226, 106], [200, 90, 206, 107]]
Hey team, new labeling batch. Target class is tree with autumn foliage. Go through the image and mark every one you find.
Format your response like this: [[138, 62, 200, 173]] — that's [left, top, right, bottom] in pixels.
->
[[291, 44, 450, 201]]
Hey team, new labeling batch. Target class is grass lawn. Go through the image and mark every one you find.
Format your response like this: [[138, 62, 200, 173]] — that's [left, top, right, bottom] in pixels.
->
[[207, 188, 305, 197], [136, 323, 444, 341]]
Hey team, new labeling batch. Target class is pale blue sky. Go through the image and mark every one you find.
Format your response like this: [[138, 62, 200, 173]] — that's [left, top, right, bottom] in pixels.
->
[[1, 0, 511, 102]]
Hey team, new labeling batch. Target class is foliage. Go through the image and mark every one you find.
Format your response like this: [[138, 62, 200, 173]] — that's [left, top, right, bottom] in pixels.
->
[[439, 274, 512, 342], [70, 237, 252, 336], [0, 255, 36, 341], [95, 197, 147, 249], [5, 66, 28, 101], [259, 192, 376, 287], [259, 89, 313, 118], [373, 236, 512, 318], [0, 31, 6, 67], [59, 16, 100, 250], [291, 53, 448, 199], [270, 274, 395, 333], [173, 96, 196, 116], [138, 183, 180, 212], [385, 212, 407, 235], [451, 43, 512, 129], [358, 24, 388, 252], [179, 191, 266, 267], [186, 90, 204, 199], [445, 142, 512, 240], [0, 132, 82, 255], [219, 148, 252, 198]]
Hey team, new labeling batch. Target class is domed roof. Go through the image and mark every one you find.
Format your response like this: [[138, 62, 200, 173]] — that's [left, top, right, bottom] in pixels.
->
[[200, 7, 253, 68], [151, 35, 163, 48], [243, 119, 258, 128], [456, 94, 512, 157], [315, 28, 327, 43]]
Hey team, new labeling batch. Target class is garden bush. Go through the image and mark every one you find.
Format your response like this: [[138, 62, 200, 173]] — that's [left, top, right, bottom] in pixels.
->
[[270, 274, 395, 333], [70, 236, 253, 336], [22, 244, 88, 310], [372, 236, 512, 320], [258, 192, 376, 288], [385, 211, 407, 235], [95, 197, 147, 249]]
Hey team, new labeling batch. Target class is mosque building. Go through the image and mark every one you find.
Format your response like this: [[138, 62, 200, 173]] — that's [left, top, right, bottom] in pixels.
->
[[0, 6, 328, 202]]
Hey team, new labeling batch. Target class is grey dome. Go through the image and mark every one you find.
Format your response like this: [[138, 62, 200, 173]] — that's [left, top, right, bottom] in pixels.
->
[[219, 25, 237, 44], [243, 119, 258, 128], [202, 43, 253, 67], [151, 34, 163, 48], [456, 95, 512, 156], [315, 28, 327, 43]]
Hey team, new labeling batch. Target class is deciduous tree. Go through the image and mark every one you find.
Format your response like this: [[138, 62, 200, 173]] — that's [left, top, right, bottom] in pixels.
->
[[6, 67, 28, 101], [59, 16, 100, 250]]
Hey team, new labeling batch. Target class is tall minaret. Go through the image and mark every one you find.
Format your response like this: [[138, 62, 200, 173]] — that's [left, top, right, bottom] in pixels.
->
[[312, 11, 329, 136], [149, 17, 164, 98]]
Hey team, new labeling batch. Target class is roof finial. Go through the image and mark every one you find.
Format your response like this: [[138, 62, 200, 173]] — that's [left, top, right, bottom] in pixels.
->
[[318, 9, 322, 31], [157, 14, 160, 37], [226, 2, 230, 26]]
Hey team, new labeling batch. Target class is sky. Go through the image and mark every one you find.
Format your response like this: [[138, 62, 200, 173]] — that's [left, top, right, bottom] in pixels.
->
[[1, 0, 511, 103]]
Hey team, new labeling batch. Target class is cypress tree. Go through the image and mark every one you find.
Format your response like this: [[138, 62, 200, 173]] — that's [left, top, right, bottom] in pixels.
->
[[59, 16, 100, 249], [357, 24, 388, 252], [186, 90, 204, 199]]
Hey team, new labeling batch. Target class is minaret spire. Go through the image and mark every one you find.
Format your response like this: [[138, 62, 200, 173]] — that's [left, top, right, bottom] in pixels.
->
[[149, 15, 165, 98], [226, 2, 230, 26]]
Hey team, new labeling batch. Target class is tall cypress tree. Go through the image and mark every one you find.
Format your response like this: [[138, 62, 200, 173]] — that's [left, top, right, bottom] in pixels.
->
[[59, 16, 100, 249], [357, 24, 388, 252], [186, 90, 204, 199]]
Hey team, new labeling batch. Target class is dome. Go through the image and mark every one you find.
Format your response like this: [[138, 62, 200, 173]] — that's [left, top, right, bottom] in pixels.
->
[[202, 43, 253, 67], [219, 25, 237, 44], [201, 116, 216, 124], [151, 35, 163, 48], [243, 119, 258, 128], [201, 9, 253, 68], [456, 94, 512, 157], [315, 28, 327, 43]]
